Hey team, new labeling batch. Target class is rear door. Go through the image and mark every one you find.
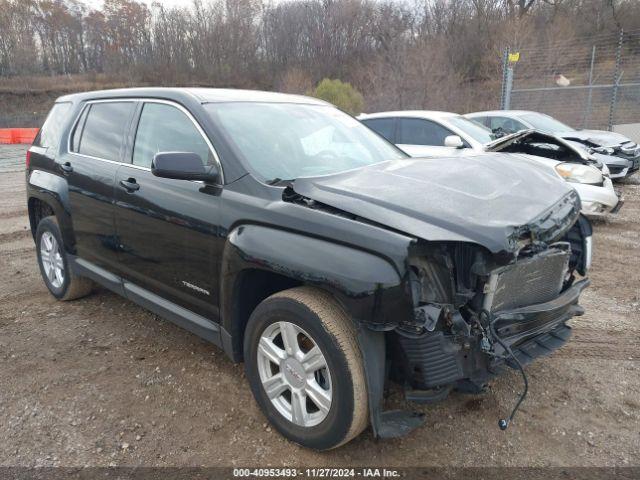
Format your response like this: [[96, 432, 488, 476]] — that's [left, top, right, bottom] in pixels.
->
[[113, 100, 223, 320], [62, 100, 137, 272]]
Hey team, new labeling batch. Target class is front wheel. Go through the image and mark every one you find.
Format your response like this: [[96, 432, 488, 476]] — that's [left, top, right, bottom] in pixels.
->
[[244, 287, 368, 450]]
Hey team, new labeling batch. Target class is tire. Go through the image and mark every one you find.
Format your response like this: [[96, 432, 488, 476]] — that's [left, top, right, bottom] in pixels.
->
[[36, 216, 93, 301], [244, 286, 368, 450]]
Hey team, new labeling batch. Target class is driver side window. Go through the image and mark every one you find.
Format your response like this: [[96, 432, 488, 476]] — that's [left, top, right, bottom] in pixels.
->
[[132, 103, 214, 168]]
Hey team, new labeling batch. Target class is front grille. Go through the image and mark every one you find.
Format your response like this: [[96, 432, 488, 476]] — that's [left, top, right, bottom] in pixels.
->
[[483, 248, 570, 313]]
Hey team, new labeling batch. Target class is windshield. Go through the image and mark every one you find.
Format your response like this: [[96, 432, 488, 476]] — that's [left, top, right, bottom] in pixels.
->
[[521, 113, 575, 133], [205, 102, 406, 182], [448, 116, 494, 144]]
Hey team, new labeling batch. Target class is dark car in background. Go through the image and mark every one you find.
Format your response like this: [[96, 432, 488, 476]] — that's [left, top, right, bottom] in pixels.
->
[[27, 88, 592, 449]]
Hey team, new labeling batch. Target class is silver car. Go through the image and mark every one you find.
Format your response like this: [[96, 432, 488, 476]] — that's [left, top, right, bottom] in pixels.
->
[[465, 110, 640, 180], [358, 110, 621, 217]]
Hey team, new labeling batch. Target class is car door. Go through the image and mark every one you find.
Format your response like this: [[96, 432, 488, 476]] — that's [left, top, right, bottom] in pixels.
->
[[396, 118, 463, 157], [62, 100, 137, 272], [113, 100, 223, 320]]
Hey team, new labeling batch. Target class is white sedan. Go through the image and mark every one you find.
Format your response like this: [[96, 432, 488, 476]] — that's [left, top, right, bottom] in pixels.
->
[[358, 110, 621, 217]]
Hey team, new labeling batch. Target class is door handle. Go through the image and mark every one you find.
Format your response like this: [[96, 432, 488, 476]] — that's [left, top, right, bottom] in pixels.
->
[[119, 178, 140, 192], [60, 162, 73, 174]]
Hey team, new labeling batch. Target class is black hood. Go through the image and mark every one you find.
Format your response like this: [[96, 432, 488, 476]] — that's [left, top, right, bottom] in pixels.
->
[[291, 155, 580, 255]]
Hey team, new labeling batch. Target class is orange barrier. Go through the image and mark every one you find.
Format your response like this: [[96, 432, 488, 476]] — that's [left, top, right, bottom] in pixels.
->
[[0, 128, 39, 144]]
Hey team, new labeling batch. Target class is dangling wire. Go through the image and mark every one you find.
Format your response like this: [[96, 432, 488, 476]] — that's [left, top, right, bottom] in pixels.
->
[[480, 309, 529, 431]]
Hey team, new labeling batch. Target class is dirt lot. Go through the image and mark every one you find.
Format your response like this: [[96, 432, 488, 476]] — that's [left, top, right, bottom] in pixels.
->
[[0, 144, 638, 468]]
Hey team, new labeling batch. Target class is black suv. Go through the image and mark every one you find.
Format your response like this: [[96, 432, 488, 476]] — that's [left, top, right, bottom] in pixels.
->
[[26, 88, 592, 449]]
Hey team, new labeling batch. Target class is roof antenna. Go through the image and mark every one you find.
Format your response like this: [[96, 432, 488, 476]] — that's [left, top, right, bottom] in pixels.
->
[[482, 310, 529, 430]]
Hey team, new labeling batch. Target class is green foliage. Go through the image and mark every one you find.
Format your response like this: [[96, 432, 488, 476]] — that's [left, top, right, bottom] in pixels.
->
[[309, 79, 364, 116]]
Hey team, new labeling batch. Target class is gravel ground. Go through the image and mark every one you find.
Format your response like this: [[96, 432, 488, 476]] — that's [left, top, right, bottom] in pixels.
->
[[0, 144, 638, 468]]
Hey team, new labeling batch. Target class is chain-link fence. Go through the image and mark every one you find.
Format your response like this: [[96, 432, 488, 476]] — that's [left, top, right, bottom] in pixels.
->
[[501, 29, 640, 141]]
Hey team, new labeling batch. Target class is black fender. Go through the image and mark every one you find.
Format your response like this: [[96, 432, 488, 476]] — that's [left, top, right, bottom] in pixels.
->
[[219, 223, 413, 359], [27, 169, 76, 251]]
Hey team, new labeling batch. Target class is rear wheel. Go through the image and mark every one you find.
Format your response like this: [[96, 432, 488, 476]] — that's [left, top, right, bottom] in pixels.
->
[[244, 287, 368, 450], [36, 216, 93, 301]]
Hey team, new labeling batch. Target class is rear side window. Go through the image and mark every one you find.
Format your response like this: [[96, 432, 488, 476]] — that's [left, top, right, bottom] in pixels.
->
[[398, 118, 453, 146], [362, 118, 396, 143], [33, 102, 71, 149], [72, 102, 135, 162]]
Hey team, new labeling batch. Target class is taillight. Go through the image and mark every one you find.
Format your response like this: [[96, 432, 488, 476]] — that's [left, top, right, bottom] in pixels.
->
[[26, 150, 31, 170]]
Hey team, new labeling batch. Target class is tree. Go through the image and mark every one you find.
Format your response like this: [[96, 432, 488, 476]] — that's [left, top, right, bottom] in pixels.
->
[[309, 78, 364, 115]]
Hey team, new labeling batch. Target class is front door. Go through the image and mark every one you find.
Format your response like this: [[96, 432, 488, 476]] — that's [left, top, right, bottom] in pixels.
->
[[113, 101, 223, 320]]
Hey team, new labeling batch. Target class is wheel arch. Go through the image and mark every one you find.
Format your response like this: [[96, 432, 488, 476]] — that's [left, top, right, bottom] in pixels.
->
[[219, 223, 407, 362], [27, 170, 75, 251]]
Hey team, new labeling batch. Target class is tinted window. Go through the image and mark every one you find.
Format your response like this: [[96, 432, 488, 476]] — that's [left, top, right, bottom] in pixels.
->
[[362, 118, 396, 142], [398, 118, 453, 146], [133, 103, 214, 169], [489, 116, 527, 134], [34, 102, 71, 149], [76, 102, 135, 161]]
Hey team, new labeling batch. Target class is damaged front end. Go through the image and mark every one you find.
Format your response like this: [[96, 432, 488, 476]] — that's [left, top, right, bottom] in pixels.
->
[[387, 194, 592, 431], [287, 158, 591, 437]]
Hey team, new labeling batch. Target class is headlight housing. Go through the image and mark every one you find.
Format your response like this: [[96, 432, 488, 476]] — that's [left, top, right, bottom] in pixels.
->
[[555, 163, 603, 185]]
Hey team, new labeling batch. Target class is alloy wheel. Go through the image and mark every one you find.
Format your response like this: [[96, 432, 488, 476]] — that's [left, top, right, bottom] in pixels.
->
[[256, 321, 332, 427], [40, 231, 65, 289]]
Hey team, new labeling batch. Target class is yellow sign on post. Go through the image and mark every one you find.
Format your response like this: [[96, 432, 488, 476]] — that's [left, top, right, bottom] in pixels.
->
[[508, 52, 520, 63]]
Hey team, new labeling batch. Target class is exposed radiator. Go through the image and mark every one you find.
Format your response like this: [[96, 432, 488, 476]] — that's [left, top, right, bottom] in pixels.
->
[[483, 248, 570, 313]]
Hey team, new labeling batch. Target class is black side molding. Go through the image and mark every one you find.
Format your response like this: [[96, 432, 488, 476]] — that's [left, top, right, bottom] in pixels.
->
[[71, 257, 125, 296], [124, 281, 221, 345], [69, 255, 226, 352]]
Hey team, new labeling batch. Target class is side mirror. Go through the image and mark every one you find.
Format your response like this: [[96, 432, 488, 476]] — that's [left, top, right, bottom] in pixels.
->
[[444, 135, 465, 148], [151, 152, 220, 184]]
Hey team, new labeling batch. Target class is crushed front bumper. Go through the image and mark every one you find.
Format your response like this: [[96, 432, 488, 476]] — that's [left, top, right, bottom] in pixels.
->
[[575, 177, 621, 217], [492, 278, 590, 353], [397, 279, 590, 399]]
